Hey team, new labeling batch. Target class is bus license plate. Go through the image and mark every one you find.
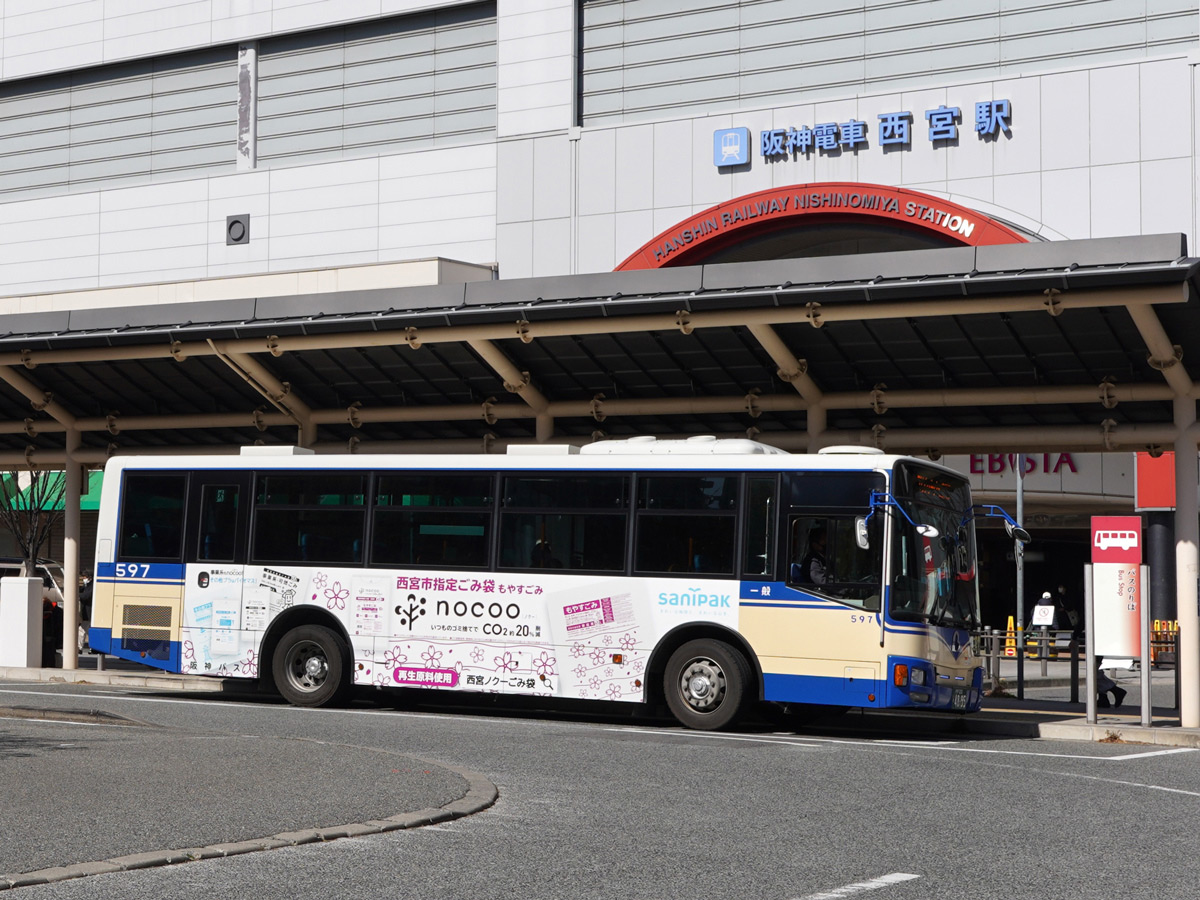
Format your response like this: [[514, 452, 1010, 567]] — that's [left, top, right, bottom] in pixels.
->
[[951, 690, 968, 711]]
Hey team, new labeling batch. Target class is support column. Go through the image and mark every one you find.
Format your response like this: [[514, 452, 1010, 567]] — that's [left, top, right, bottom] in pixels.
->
[[535, 413, 554, 443], [62, 429, 81, 670], [806, 405, 827, 453], [1174, 395, 1199, 727]]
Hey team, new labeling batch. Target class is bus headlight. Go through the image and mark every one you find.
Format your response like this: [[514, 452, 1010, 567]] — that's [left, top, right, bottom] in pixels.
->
[[911, 668, 926, 687]]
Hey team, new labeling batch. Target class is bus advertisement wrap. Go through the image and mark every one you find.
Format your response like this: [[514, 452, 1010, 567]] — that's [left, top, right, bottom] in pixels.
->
[[89, 439, 1005, 729]]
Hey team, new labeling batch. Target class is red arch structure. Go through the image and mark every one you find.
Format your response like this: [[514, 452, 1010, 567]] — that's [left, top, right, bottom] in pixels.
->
[[615, 182, 1030, 270]]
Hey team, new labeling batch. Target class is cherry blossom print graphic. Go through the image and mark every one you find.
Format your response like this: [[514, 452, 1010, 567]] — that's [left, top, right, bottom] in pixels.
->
[[234, 650, 259, 678], [532, 651, 556, 678], [620, 633, 637, 652], [384, 645, 408, 667], [494, 651, 518, 673], [570, 642, 586, 659], [471, 647, 485, 664], [421, 647, 444, 667], [590, 647, 606, 666], [310, 571, 329, 602], [573, 664, 587, 679], [182, 641, 194, 661], [606, 683, 623, 701], [324, 581, 349, 611]]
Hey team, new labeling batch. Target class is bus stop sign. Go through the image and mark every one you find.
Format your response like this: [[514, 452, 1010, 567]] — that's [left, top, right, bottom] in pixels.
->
[[1091, 515, 1142, 658]]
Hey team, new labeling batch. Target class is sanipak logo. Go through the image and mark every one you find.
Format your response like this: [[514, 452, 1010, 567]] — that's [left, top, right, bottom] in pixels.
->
[[658, 588, 732, 608]]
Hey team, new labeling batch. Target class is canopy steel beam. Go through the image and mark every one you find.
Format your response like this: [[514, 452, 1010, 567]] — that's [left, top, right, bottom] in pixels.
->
[[0, 366, 77, 429], [0, 381, 1177, 437], [1126, 304, 1195, 396], [0, 284, 1184, 371], [207, 341, 316, 445], [8, 421, 1182, 466]]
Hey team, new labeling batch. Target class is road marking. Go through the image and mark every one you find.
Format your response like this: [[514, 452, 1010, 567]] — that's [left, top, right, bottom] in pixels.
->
[[793, 872, 920, 899], [609, 727, 1199, 762], [0, 686, 465, 721], [1106, 747, 1198, 760], [608, 728, 823, 749], [0, 715, 133, 728]]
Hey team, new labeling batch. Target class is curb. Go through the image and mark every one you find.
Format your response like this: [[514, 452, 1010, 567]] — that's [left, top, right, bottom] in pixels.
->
[[0, 665, 242, 694], [1035, 719, 1200, 747], [0, 763, 498, 890]]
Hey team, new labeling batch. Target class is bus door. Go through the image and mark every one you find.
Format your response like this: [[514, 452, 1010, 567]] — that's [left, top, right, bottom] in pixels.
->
[[180, 472, 252, 676], [102, 471, 189, 670]]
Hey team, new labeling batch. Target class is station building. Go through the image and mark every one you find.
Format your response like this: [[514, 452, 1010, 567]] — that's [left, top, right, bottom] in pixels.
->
[[2, 1, 1200, 713]]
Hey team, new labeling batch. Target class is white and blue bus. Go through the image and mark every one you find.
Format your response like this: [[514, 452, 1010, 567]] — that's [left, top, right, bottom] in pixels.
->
[[88, 438, 1024, 729]]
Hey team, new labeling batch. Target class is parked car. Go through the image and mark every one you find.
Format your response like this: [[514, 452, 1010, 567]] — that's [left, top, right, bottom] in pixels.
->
[[0, 558, 70, 666]]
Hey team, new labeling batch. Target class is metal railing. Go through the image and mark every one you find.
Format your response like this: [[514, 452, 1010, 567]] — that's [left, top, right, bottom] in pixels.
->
[[973, 627, 1181, 709]]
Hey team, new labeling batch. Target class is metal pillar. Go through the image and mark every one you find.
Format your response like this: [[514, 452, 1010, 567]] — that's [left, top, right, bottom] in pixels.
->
[[1015, 454, 1025, 699], [1147, 510, 1176, 622], [62, 430, 81, 670], [1173, 396, 1199, 728]]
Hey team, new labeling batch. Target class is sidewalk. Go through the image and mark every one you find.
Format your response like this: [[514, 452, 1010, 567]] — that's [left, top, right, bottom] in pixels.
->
[[977, 654, 1200, 747], [0, 649, 247, 694]]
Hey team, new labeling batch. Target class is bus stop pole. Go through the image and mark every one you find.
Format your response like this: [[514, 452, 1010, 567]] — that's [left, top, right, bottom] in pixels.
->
[[1085, 564, 1096, 724], [1015, 454, 1026, 700], [1140, 563, 1152, 727], [61, 429, 81, 670]]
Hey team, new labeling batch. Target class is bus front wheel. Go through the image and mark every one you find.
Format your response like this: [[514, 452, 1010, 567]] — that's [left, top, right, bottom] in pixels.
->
[[273, 624, 350, 708], [663, 639, 749, 730]]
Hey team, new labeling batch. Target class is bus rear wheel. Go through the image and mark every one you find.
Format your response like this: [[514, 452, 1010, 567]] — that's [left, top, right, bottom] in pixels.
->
[[663, 639, 749, 730], [273, 624, 350, 708]]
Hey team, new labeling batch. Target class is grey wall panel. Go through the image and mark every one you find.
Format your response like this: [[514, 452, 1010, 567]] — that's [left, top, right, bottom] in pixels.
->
[[0, 46, 235, 200], [582, 0, 1200, 125], [257, 2, 496, 166]]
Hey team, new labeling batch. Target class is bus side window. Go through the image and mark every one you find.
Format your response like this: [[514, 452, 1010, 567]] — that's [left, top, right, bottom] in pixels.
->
[[634, 475, 737, 576], [787, 514, 881, 611], [742, 476, 775, 578], [498, 474, 628, 572], [197, 484, 239, 562]]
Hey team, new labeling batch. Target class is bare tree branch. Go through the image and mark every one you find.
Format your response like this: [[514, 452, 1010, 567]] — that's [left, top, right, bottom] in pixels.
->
[[0, 467, 66, 568]]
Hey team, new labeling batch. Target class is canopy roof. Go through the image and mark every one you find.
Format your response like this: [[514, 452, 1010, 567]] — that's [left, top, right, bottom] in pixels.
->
[[0, 233, 1195, 464]]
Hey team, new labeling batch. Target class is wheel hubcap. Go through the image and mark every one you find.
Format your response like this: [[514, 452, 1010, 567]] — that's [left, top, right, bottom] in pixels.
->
[[286, 640, 328, 693], [679, 657, 726, 712]]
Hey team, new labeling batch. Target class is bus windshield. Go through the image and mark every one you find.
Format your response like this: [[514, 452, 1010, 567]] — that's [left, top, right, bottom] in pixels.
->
[[889, 462, 978, 628]]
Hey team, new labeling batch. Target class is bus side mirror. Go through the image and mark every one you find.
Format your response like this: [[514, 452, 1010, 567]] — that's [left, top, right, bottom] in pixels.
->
[[855, 516, 870, 550], [1005, 521, 1031, 544]]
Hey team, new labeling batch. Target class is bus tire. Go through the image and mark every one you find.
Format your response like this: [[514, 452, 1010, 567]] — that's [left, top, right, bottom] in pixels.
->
[[272, 624, 350, 708], [663, 638, 749, 730]]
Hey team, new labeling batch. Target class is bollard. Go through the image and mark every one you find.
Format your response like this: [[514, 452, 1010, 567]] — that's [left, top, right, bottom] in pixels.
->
[[1039, 627, 1049, 676], [96, 652, 105, 672], [1069, 639, 1079, 703]]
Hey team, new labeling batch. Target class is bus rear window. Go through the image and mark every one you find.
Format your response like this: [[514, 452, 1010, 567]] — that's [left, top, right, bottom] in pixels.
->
[[118, 472, 186, 560]]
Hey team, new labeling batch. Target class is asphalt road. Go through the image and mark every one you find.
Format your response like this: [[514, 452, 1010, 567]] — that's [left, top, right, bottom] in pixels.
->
[[3, 682, 1199, 900]]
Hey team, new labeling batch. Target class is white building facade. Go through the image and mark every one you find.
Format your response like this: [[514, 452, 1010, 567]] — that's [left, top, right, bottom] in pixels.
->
[[0, 0, 1196, 307]]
